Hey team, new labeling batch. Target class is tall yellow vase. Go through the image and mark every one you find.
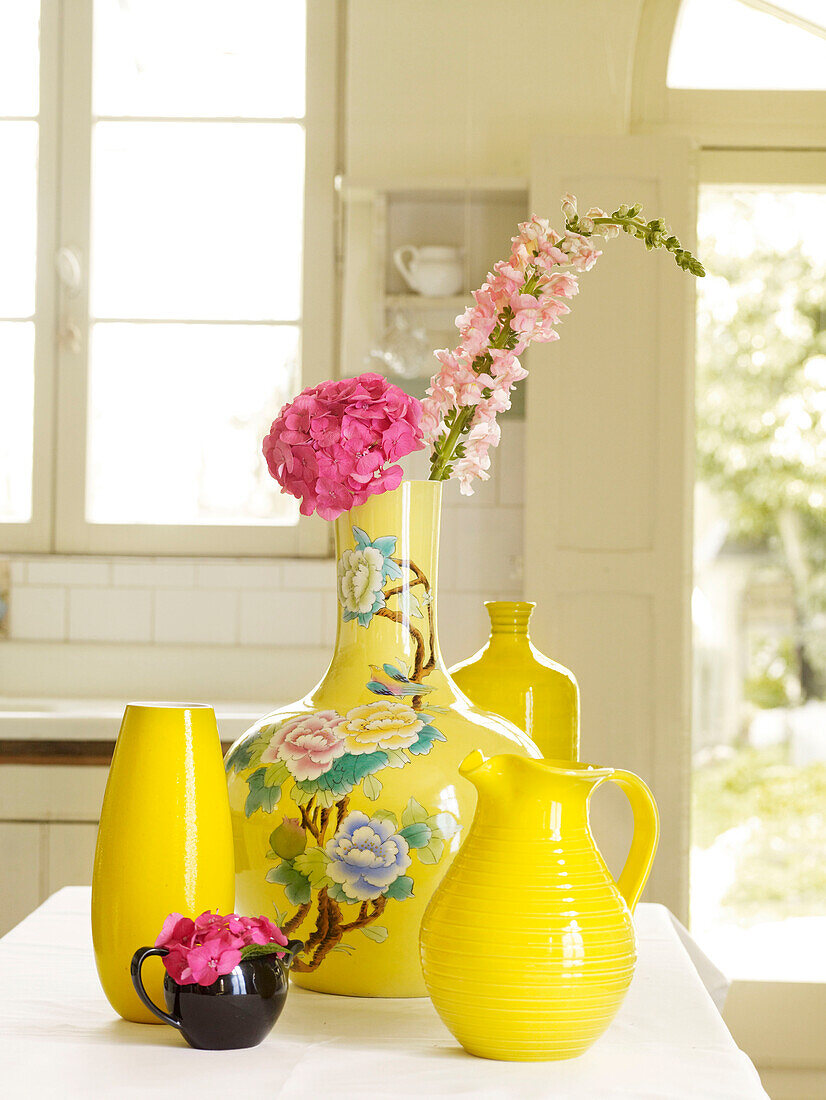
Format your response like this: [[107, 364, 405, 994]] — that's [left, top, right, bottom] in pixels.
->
[[225, 481, 538, 997], [92, 704, 235, 1023], [450, 601, 579, 760], [420, 752, 659, 1060]]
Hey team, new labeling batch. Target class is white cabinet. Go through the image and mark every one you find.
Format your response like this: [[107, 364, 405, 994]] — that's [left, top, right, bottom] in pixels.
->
[[337, 175, 528, 394], [0, 765, 107, 935]]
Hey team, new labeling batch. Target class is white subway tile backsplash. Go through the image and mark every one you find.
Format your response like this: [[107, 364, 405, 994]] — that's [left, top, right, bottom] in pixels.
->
[[28, 558, 112, 586], [9, 560, 27, 584], [280, 560, 336, 590], [112, 560, 196, 588], [195, 561, 283, 590], [10, 586, 67, 640], [240, 590, 325, 647], [154, 588, 238, 645], [68, 588, 152, 642]]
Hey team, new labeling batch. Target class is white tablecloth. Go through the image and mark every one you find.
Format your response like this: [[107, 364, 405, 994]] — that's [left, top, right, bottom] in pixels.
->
[[0, 888, 767, 1099]]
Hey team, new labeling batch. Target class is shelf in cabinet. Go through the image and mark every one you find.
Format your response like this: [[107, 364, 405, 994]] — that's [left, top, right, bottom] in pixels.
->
[[337, 175, 528, 201], [384, 294, 469, 311]]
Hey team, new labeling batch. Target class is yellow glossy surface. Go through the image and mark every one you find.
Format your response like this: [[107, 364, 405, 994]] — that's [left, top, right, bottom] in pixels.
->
[[420, 753, 659, 1060], [92, 704, 235, 1023], [226, 482, 538, 998], [450, 601, 579, 760]]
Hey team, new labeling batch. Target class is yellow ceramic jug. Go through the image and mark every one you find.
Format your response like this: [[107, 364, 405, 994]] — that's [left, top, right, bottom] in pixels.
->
[[419, 752, 659, 1061], [450, 601, 579, 760], [92, 703, 235, 1023]]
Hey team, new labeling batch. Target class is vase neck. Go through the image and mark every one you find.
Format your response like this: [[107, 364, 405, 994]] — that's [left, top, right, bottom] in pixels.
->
[[485, 601, 535, 649], [325, 482, 446, 694]]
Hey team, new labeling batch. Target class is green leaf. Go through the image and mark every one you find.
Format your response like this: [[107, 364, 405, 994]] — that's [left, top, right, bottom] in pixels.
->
[[293, 750, 388, 801], [409, 593, 424, 619], [417, 837, 445, 865], [360, 925, 389, 943], [291, 783, 315, 806], [407, 723, 446, 756], [384, 875, 414, 901], [293, 847, 332, 888], [224, 740, 253, 775], [245, 768, 282, 817], [266, 861, 311, 906], [371, 808, 398, 827], [401, 797, 429, 828], [429, 811, 459, 840], [240, 943, 287, 961], [399, 821, 431, 849], [362, 773, 382, 801], [382, 747, 408, 769], [264, 761, 289, 787], [326, 881, 353, 905]]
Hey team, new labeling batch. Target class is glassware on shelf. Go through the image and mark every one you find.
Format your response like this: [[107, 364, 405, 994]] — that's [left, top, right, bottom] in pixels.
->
[[365, 309, 434, 379]]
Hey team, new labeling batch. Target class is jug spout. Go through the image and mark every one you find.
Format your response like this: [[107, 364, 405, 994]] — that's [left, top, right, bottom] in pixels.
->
[[458, 752, 609, 836]]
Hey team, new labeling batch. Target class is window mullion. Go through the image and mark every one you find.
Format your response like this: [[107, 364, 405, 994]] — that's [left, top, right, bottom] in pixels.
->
[[53, 0, 93, 554]]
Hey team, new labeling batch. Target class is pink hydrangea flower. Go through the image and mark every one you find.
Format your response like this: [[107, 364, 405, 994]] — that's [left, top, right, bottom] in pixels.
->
[[262, 373, 424, 521], [261, 711, 347, 781], [156, 910, 291, 986], [185, 933, 243, 986]]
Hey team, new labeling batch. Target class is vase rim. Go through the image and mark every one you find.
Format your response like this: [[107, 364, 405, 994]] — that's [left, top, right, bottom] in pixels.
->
[[125, 701, 214, 710]]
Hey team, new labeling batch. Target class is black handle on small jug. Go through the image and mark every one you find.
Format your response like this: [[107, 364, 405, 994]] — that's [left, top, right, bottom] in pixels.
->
[[283, 939, 304, 969], [130, 946, 182, 1030]]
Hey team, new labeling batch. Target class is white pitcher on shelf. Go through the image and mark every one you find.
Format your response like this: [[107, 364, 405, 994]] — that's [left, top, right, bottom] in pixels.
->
[[392, 244, 464, 297]]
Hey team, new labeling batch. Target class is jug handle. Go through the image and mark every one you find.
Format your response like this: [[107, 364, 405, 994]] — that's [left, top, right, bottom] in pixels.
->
[[393, 245, 418, 291], [130, 946, 183, 1030], [602, 770, 660, 912]]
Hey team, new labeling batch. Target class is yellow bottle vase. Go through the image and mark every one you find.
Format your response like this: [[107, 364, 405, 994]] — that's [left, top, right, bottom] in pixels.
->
[[225, 481, 539, 998], [92, 703, 235, 1023], [420, 752, 659, 1061], [450, 601, 579, 760]]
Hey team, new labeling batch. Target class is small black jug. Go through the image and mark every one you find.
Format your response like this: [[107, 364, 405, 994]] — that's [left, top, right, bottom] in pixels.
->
[[130, 941, 303, 1050]]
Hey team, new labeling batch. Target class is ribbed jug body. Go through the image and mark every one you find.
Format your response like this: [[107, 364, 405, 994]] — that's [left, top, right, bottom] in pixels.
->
[[420, 754, 657, 1060]]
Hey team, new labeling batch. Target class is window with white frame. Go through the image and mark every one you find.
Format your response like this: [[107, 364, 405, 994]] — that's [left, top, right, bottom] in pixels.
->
[[1, 0, 335, 556]]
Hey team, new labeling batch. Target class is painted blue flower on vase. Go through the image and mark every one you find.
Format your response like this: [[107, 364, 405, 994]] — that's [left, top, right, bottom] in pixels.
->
[[337, 526, 403, 627], [325, 811, 412, 901]]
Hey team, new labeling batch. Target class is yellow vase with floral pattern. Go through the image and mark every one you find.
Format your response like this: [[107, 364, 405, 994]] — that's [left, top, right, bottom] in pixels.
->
[[225, 481, 538, 997]]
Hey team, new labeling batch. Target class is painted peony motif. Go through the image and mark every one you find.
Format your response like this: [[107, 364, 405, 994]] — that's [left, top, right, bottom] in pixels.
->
[[341, 701, 424, 754], [325, 811, 412, 902], [337, 546, 386, 621], [261, 711, 346, 781], [337, 526, 403, 628]]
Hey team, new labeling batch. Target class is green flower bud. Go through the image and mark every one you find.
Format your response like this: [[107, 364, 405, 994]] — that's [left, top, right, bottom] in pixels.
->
[[269, 817, 307, 860]]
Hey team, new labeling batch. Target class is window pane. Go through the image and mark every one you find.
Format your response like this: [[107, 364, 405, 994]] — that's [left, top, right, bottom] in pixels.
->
[[0, 122, 38, 317], [0, 322, 34, 522], [669, 0, 826, 89], [86, 323, 300, 525], [90, 122, 304, 321], [93, 0, 306, 118], [0, 1, 40, 117], [693, 188, 826, 981]]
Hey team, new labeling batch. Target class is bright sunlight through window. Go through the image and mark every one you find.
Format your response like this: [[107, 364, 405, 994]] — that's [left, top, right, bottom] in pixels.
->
[[669, 0, 826, 90], [85, 0, 306, 526], [693, 188, 826, 981]]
